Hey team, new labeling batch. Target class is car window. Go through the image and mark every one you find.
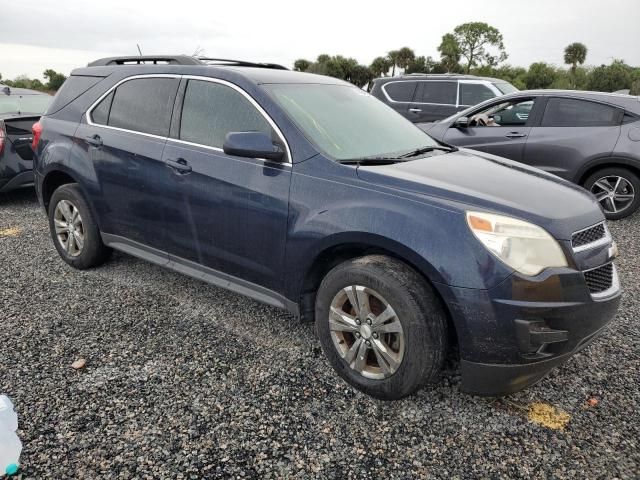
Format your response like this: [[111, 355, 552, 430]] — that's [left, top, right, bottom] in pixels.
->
[[104, 78, 179, 136], [46, 75, 102, 115], [418, 81, 457, 105], [383, 82, 416, 102], [179, 80, 272, 149], [90, 91, 113, 125], [459, 83, 496, 106], [541, 98, 622, 127], [0, 95, 52, 115], [493, 82, 518, 95], [469, 99, 534, 127]]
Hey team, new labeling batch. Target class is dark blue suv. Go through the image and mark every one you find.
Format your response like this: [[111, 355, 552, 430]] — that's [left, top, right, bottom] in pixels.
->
[[33, 56, 621, 399]]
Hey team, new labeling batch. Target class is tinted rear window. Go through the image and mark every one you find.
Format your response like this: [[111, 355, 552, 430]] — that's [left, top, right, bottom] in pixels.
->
[[106, 78, 179, 136], [418, 81, 457, 104], [179, 80, 272, 148], [383, 82, 416, 102], [459, 83, 495, 106], [45, 75, 103, 115], [541, 98, 622, 127]]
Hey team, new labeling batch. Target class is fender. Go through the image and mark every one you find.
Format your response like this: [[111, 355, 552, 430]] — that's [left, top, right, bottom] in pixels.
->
[[574, 155, 640, 184]]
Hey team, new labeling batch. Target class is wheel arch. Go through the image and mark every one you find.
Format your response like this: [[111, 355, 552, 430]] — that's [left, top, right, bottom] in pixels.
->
[[298, 234, 459, 351], [575, 156, 640, 186]]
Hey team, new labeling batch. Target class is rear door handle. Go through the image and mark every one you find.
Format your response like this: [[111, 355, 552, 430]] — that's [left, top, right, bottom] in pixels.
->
[[409, 108, 422, 113], [505, 132, 527, 139], [166, 158, 192, 174], [86, 134, 103, 147]]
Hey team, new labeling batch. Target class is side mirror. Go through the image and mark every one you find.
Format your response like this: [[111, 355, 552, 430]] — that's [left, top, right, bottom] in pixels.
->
[[454, 116, 469, 129], [223, 132, 284, 162]]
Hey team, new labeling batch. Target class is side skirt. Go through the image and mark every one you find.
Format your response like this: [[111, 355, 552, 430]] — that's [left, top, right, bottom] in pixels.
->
[[101, 233, 300, 317]]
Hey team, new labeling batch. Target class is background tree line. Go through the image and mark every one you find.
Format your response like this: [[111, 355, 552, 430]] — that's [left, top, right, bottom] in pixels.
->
[[0, 69, 67, 93], [293, 22, 640, 94]]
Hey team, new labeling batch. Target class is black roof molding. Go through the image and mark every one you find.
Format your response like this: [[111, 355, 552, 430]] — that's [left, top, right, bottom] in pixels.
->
[[88, 55, 288, 70]]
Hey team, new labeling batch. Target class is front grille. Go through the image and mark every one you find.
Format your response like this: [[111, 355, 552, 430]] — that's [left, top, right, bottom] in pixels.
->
[[572, 223, 606, 249], [584, 263, 614, 294]]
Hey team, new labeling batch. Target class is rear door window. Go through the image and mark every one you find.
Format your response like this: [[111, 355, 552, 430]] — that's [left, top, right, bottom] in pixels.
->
[[417, 81, 457, 105], [541, 98, 623, 127], [98, 77, 179, 136], [179, 79, 272, 149], [383, 82, 417, 102], [459, 83, 496, 106]]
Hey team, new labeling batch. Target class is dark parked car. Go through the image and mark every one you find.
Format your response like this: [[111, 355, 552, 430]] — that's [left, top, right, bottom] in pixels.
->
[[370, 74, 518, 123], [420, 90, 640, 219], [0, 84, 52, 193], [34, 56, 620, 399]]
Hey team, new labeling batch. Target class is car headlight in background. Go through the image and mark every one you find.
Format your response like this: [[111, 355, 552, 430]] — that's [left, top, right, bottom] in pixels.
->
[[466, 211, 568, 276]]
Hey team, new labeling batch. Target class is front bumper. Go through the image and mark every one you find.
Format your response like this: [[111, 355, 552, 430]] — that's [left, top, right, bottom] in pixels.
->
[[437, 261, 621, 396]]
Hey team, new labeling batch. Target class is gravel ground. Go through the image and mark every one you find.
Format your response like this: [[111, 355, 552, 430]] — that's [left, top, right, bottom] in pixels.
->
[[1, 188, 638, 479]]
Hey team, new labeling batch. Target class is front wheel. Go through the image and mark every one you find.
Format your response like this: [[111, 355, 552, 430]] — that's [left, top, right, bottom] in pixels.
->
[[315, 255, 447, 400], [583, 167, 640, 220]]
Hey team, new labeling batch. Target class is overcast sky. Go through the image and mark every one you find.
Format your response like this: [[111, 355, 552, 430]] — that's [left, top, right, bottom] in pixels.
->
[[1, 0, 638, 81]]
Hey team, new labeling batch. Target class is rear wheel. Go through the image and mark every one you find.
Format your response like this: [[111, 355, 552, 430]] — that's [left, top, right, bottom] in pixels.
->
[[48, 183, 111, 269], [315, 255, 447, 400], [583, 167, 640, 220]]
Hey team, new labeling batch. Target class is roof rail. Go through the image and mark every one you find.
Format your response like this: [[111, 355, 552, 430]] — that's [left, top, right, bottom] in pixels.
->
[[87, 55, 289, 70], [196, 57, 288, 70], [88, 55, 204, 67]]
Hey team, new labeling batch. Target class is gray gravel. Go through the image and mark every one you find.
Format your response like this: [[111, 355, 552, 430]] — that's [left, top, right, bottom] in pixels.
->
[[1, 188, 638, 479]]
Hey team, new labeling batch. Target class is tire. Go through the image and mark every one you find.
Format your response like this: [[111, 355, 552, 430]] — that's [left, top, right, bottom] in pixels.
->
[[583, 167, 640, 220], [48, 183, 111, 269], [315, 255, 447, 400]]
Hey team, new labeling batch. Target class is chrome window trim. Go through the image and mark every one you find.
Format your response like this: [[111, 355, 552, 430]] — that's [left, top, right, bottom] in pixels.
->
[[583, 262, 620, 300], [572, 222, 612, 253], [85, 73, 292, 164]]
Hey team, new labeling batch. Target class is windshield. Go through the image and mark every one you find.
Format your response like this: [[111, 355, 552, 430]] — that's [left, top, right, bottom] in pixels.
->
[[264, 84, 437, 160], [0, 94, 52, 115], [493, 82, 518, 95]]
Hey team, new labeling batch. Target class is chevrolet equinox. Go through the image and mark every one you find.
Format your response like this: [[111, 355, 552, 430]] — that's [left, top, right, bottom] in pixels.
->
[[33, 56, 621, 400]]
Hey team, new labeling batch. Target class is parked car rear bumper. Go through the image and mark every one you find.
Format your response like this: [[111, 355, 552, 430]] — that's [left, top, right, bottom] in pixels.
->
[[436, 267, 621, 396], [0, 170, 34, 193]]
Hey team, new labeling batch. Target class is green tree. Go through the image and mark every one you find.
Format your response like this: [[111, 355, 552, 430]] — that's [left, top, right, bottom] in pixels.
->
[[387, 50, 400, 76], [451, 22, 507, 73], [525, 62, 557, 89], [437, 33, 461, 72], [630, 79, 640, 96], [369, 56, 391, 77], [43, 69, 67, 91], [405, 56, 427, 74], [564, 42, 587, 74], [396, 47, 416, 72], [293, 59, 311, 72], [588, 60, 633, 92], [349, 64, 373, 88]]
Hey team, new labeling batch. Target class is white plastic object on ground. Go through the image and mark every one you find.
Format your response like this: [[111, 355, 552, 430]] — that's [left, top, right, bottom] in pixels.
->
[[0, 395, 22, 476]]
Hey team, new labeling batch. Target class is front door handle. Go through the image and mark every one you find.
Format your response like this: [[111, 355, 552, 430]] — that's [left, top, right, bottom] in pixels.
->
[[166, 158, 192, 174], [505, 132, 527, 138], [86, 134, 103, 147], [409, 108, 422, 113]]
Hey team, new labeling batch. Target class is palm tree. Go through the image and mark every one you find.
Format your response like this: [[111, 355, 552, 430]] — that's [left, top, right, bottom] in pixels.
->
[[370, 56, 391, 78], [564, 42, 588, 74], [396, 47, 416, 73], [387, 50, 400, 76]]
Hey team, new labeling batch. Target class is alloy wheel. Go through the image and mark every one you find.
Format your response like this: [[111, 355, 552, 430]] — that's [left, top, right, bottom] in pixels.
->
[[590, 175, 636, 215], [53, 200, 85, 257], [329, 285, 405, 380]]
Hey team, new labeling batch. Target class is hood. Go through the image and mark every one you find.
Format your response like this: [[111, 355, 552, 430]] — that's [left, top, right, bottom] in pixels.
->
[[357, 149, 603, 240]]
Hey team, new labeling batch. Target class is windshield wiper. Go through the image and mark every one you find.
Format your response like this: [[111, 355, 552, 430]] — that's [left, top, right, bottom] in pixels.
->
[[399, 145, 458, 158], [338, 156, 407, 165]]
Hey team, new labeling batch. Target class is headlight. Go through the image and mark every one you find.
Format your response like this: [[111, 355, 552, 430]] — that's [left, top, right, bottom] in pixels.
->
[[466, 211, 568, 276]]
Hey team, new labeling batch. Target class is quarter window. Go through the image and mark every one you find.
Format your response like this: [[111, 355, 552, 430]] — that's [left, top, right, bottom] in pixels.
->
[[92, 77, 179, 136], [541, 98, 622, 127], [383, 82, 417, 102], [179, 80, 272, 149], [417, 81, 457, 105], [459, 83, 496, 106]]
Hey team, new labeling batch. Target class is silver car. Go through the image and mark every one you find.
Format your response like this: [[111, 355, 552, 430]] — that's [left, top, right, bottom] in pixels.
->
[[420, 90, 640, 219]]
